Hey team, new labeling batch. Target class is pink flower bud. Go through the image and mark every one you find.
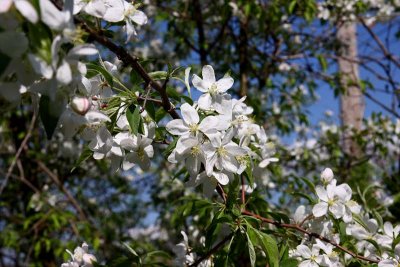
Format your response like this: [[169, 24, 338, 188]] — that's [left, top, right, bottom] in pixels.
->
[[70, 97, 91, 115]]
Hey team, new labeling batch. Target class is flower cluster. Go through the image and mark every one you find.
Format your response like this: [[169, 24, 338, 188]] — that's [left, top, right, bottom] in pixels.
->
[[166, 65, 278, 196], [61, 243, 97, 267], [317, 0, 400, 22], [291, 168, 400, 267]]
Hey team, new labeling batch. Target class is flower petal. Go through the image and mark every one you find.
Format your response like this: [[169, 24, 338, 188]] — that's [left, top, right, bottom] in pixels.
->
[[15, 0, 39, 23], [312, 202, 328, 217], [216, 77, 234, 92], [192, 74, 208, 92], [166, 119, 189, 136], [202, 65, 216, 84], [181, 103, 199, 125]]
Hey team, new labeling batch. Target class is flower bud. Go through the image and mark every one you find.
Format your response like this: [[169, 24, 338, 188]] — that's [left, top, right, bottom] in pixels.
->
[[321, 168, 334, 183], [70, 97, 91, 115]]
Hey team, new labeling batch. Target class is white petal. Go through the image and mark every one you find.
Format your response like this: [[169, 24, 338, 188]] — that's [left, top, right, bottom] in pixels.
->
[[315, 186, 328, 202], [68, 44, 98, 58], [56, 60, 72, 85], [202, 65, 216, 84], [216, 77, 234, 92], [40, 0, 64, 30], [84, 0, 106, 17], [73, 0, 85, 14], [329, 203, 344, 219], [181, 103, 199, 125], [15, 0, 39, 23], [206, 153, 217, 176], [0, 0, 12, 13], [225, 144, 246, 156], [296, 245, 312, 258], [130, 10, 147, 25], [198, 93, 212, 110], [124, 21, 136, 43], [384, 222, 394, 237], [144, 145, 154, 158], [176, 137, 198, 155], [192, 74, 208, 92], [102, 0, 124, 22], [28, 54, 53, 79], [186, 156, 200, 177], [120, 138, 137, 151], [84, 111, 110, 123], [221, 155, 238, 173], [198, 116, 218, 134], [166, 119, 189, 136], [312, 202, 328, 217], [213, 172, 229, 185]]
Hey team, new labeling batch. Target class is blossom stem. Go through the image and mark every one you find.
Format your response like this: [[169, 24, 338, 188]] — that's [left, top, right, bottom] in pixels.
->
[[241, 175, 246, 205]]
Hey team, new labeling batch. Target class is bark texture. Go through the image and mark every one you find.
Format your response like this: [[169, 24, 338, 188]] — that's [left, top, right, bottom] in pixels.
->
[[336, 22, 365, 158]]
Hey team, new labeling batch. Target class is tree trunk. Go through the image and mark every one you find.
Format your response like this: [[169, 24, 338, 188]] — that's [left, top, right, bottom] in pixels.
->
[[336, 21, 365, 158]]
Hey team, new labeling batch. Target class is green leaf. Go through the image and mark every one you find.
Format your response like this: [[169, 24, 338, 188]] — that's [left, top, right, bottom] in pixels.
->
[[126, 104, 141, 135], [288, 0, 297, 14], [86, 62, 114, 87], [155, 108, 167, 122], [123, 242, 142, 264], [144, 101, 156, 121], [166, 86, 181, 102], [317, 54, 328, 72], [300, 177, 315, 192], [246, 232, 256, 267], [292, 192, 316, 204], [280, 259, 298, 267], [148, 71, 168, 80], [71, 147, 93, 172], [181, 95, 194, 105], [258, 231, 279, 267], [247, 224, 279, 267]]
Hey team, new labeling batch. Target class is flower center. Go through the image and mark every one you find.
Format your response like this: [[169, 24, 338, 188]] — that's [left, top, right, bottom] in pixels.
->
[[217, 146, 227, 157], [236, 155, 248, 166], [209, 83, 218, 95], [189, 123, 199, 133], [190, 145, 201, 156], [124, 5, 136, 17]]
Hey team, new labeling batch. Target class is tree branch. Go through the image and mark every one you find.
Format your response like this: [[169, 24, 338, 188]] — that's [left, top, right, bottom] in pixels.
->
[[78, 20, 180, 119]]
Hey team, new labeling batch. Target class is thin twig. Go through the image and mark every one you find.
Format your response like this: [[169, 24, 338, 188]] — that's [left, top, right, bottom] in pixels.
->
[[216, 183, 227, 203], [0, 110, 37, 196], [36, 160, 87, 221], [242, 210, 379, 264], [241, 175, 246, 205], [189, 233, 234, 267]]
